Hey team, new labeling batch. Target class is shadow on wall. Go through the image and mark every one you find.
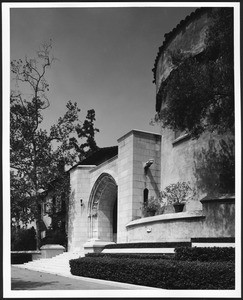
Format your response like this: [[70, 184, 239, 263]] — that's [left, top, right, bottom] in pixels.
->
[[193, 137, 235, 197], [146, 169, 160, 199], [67, 190, 77, 251]]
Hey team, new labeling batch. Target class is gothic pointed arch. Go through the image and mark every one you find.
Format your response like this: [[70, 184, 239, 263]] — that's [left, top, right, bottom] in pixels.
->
[[88, 173, 117, 242]]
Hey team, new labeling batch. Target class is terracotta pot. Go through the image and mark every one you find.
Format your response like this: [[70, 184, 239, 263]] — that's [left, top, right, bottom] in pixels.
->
[[173, 203, 185, 213], [146, 210, 156, 217]]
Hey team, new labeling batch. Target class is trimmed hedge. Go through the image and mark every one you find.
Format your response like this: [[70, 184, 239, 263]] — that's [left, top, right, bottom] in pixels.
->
[[40, 229, 67, 248], [11, 227, 36, 251], [191, 237, 235, 243], [69, 257, 235, 289], [104, 242, 191, 249], [11, 253, 32, 264], [174, 246, 235, 262], [85, 253, 173, 259]]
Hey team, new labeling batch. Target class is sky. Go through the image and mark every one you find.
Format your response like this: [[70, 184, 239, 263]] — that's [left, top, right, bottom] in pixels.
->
[[10, 4, 198, 148]]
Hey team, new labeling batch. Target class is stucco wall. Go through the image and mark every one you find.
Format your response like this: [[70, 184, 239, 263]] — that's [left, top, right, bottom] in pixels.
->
[[127, 211, 205, 243], [126, 196, 235, 242], [156, 9, 211, 93], [161, 129, 208, 211], [200, 197, 235, 237], [160, 128, 233, 211]]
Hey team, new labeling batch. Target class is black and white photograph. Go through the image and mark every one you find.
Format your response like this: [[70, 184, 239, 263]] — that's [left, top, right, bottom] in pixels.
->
[[2, 1, 241, 298]]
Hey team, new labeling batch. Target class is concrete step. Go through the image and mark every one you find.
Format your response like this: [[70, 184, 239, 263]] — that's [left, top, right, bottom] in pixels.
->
[[17, 252, 84, 275]]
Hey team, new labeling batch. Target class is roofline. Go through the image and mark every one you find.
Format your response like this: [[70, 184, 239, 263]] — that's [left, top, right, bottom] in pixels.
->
[[67, 146, 118, 172], [152, 7, 211, 84], [117, 129, 161, 143]]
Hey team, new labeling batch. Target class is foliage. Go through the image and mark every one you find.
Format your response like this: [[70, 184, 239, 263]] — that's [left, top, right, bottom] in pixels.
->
[[69, 109, 100, 161], [174, 246, 235, 262], [104, 242, 191, 249], [194, 138, 235, 195], [142, 196, 163, 217], [69, 256, 235, 289], [153, 8, 234, 139], [85, 253, 172, 259], [142, 182, 194, 216], [160, 182, 194, 205], [40, 228, 67, 249], [10, 41, 99, 249], [11, 226, 36, 251], [11, 253, 33, 264]]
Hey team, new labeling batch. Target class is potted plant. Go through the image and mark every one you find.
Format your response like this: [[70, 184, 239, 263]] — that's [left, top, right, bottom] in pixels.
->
[[142, 196, 162, 217], [161, 182, 194, 213]]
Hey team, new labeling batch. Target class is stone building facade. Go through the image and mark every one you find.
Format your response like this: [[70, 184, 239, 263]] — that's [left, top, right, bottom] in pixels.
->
[[43, 7, 235, 252], [67, 130, 162, 252]]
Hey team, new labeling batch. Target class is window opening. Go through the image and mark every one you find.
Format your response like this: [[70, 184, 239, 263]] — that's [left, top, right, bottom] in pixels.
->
[[143, 188, 149, 205]]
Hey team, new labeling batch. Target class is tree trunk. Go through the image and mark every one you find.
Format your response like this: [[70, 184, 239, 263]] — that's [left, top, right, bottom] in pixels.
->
[[35, 201, 42, 250], [35, 219, 41, 250]]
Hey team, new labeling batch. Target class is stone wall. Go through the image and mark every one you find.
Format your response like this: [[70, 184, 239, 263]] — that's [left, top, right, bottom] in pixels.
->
[[68, 165, 95, 252], [68, 157, 118, 252], [117, 130, 161, 243], [132, 131, 161, 217], [126, 195, 235, 242], [89, 156, 118, 189], [117, 131, 134, 242]]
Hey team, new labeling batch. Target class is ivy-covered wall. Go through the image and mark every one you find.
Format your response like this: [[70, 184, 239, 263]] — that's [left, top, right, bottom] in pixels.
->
[[155, 8, 212, 98]]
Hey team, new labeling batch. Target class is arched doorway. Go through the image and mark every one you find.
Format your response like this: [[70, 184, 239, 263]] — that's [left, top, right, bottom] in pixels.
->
[[88, 173, 117, 242]]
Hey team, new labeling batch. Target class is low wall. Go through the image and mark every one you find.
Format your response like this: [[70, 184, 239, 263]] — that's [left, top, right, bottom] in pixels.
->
[[40, 244, 65, 258], [200, 195, 235, 237], [126, 211, 205, 242], [126, 195, 235, 242]]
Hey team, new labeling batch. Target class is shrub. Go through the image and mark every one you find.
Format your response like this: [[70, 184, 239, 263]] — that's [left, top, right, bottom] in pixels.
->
[[160, 182, 195, 205], [104, 242, 191, 249], [85, 253, 172, 259], [11, 226, 36, 251], [40, 229, 67, 248], [142, 196, 162, 217], [174, 246, 235, 262], [69, 256, 234, 289], [11, 253, 32, 264]]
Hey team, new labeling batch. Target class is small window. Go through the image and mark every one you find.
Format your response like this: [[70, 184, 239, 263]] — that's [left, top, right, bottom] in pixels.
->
[[174, 129, 185, 140], [143, 188, 149, 204], [173, 129, 190, 145]]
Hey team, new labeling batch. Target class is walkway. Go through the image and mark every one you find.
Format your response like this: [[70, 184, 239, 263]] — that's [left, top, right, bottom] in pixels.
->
[[11, 266, 159, 290]]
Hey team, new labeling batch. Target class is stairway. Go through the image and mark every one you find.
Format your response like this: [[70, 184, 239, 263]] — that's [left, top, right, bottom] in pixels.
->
[[15, 251, 84, 276]]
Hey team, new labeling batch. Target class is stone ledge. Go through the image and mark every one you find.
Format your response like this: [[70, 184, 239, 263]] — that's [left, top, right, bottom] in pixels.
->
[[126, 210, 205, 227], [84, 239, 115, 248], [200, 194, 235, 203], [40, 244, 65, 250], [84, 239, 115, 254]]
